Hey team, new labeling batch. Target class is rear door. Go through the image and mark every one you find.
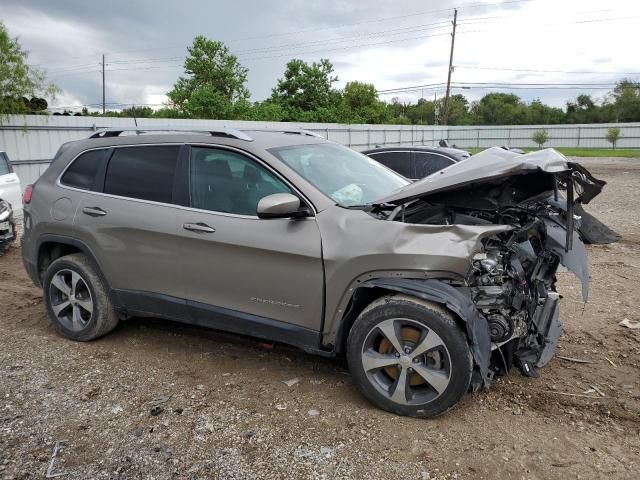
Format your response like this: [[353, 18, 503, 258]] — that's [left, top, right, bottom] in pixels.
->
[[0, 152, 22, 214], [175, 145, 324, 333], [72, 144, 186, 315]]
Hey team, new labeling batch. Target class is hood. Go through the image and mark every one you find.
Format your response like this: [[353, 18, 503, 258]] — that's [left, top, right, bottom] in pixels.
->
[[373, 147, 603, 206]]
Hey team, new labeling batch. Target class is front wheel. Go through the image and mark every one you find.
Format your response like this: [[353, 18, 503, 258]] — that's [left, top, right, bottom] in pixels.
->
[[347, 294, 473, 417]]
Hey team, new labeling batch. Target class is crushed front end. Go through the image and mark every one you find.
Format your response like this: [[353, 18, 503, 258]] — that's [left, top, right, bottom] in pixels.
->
[[372, 147, 605, 383]]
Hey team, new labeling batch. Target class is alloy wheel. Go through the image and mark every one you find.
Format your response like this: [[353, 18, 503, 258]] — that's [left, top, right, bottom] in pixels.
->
[[361, 318, 451, 406], [49, 269, 94, 331]]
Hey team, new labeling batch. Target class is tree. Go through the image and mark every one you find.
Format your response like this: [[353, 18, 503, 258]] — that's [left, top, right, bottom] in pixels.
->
[[270, 58, 339, 118], [120, 105, 154, 118], [532, 129, 549, 149], [606, 127, 621, 150], [0, 22, 58, 121], [470, 93, 527, 125], [167, 36, 249, 119], [246, 100, 286, 121], [525, 99, 564, 124], [341, 81, 389, 123], [611, 79, 640, 122]]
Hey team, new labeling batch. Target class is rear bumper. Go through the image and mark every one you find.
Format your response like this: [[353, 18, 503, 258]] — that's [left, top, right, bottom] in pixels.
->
[[22, 254, 40, 287], [20, 216, 41, 287]]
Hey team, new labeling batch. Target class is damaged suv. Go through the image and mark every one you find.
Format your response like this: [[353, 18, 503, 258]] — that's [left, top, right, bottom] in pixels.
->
[[21, 128, 603, 417]]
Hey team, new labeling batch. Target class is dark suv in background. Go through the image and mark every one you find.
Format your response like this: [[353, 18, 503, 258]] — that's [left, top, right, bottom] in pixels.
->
[[362, 145, 470, 180]]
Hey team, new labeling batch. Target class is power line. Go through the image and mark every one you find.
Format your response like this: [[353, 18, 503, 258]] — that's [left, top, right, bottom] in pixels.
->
[[34, 0, 536, 71], [80, 0, 534, 57], [377, 82, 622, 94], [455, 65, 640, 75], [44, 12, 639, 77]]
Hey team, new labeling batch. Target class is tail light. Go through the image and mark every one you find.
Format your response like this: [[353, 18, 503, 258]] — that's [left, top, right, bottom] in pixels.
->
[[23, 184, 33, 204]]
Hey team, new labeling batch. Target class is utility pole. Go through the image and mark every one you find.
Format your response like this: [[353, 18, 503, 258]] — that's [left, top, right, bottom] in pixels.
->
[[442, 8, 457, 126], [101, 54, 106, 115]]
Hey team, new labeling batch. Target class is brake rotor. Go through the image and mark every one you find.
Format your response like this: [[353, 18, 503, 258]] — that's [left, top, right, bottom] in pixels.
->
[[379, 325, 426, 386]]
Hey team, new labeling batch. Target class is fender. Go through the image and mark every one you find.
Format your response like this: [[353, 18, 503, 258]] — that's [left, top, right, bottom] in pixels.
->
[[338, 277, 493, 386], [35, 234, 121, 307]]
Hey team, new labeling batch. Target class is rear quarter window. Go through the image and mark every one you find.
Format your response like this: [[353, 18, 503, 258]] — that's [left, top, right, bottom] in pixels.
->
[[61, 149, 107, 190]]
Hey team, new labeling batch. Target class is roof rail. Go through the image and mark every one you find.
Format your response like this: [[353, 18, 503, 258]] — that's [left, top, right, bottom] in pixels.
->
[[88, 127, 253, 141], [247, 128, 324, 138]]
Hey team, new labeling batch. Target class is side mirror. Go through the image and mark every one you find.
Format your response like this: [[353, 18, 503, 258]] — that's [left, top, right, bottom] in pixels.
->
[[257, 193, 307, 219]]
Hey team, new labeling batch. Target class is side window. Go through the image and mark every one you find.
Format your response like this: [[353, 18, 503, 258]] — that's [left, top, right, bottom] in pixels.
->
[[104, 146, 180, 203], [369, 152, 412, 178], [0, 153, 12, 175], [190, 147, 291, 216], [414, 153, 455, 178], [61, 149, 106, 190]]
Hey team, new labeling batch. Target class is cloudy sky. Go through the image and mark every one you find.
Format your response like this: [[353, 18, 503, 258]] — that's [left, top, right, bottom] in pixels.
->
[[2, 0, 639, 111]]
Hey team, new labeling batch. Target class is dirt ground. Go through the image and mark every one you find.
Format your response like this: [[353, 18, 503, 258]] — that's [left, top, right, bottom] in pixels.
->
[[1, 157, 639, 480]]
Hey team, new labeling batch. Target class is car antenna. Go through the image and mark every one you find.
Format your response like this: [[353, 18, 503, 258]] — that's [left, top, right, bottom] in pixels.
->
[[132, 104, 138, 128]]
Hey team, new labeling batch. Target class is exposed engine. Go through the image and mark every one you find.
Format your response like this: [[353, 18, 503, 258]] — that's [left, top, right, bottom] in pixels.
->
[[379, 198, 574, 378], [461, 205, 565, 376]]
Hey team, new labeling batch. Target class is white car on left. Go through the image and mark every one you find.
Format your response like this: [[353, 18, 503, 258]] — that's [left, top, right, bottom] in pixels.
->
[[0, 150, 20, 255]]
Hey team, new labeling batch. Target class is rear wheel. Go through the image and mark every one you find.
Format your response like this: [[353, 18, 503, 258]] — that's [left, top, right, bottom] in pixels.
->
[[347, 294, 473, 417], [43, 253, 119, 341]]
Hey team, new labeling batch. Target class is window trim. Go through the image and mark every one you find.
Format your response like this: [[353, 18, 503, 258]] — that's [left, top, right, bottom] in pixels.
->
[[186, 143, 317, 218], [56, 142, 317, 219], [59, 147, 112, 191]]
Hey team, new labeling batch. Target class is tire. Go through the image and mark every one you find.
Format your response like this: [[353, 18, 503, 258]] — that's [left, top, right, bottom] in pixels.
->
[[43, 253, 119, 341], [347, 294, 473, 418]]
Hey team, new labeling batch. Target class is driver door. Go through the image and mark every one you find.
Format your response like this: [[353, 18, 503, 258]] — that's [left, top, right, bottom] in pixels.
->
[[176, 146, 325, 336]]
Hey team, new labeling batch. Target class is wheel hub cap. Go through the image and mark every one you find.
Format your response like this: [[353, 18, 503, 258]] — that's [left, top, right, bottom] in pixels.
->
[[48, 269, 93, 332], [361, 318, 452, 406]]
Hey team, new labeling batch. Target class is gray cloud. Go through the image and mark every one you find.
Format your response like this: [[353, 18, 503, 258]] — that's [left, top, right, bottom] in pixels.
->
[[1, 0, 633, 110]]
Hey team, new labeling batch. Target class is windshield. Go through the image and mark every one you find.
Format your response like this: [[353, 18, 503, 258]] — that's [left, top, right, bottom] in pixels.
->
[[269, 143, 409, 206]]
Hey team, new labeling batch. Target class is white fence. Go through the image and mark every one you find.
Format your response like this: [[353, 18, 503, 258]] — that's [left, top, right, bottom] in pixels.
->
[[2, 115, 639, 187]]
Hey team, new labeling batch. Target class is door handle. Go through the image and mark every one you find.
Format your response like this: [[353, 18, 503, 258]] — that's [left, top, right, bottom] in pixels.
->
[[82, 206, 107, 217], [183, 222, 215, 233]]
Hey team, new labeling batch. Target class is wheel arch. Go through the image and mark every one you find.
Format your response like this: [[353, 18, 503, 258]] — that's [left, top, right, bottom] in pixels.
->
[[331, 277, 492, 387], [36, 235, 117, 306]]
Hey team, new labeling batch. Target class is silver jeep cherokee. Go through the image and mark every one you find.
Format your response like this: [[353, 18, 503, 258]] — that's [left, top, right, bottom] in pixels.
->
[[21, 128, 604, 417]]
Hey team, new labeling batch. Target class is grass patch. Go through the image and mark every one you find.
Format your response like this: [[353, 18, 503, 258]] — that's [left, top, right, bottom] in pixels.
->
[[466, 147, 640, 158]]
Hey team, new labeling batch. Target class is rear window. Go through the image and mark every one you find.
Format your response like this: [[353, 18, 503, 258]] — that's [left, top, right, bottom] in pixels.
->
[[104, 146, 179, 203], [61, 149, 106, 190], [0, 153, 12, 175]]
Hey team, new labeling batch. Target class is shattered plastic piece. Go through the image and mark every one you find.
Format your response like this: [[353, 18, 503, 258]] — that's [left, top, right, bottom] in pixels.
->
[[282, 377, 301, 387], [307, 409, 320, 417], [619, 318, 640, 329], [275, 404, 287, 411]]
